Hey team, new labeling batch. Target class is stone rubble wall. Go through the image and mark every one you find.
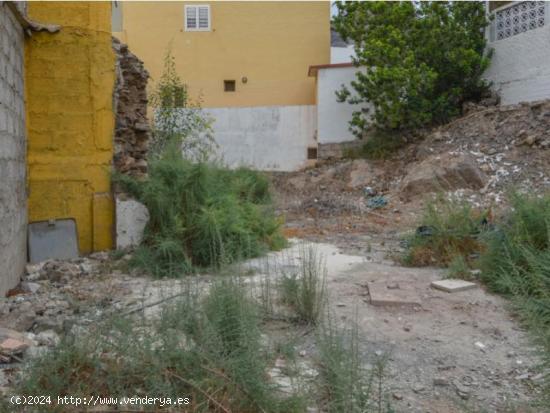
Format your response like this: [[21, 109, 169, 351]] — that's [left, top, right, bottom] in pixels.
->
[[0, 4, 27, 295], [113, 37, 150, 178], [112, 38, 151, 249]]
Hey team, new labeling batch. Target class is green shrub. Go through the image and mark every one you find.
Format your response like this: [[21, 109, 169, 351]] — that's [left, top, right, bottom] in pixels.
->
[[344, 130, 403, 160], [333, 1, 491, 134], [115, 149, 286, 277], [403, 197, 489, 267], [447, 255, 473, 280]]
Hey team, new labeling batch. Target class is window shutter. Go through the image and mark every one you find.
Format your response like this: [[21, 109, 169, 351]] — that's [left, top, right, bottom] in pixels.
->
[[198, 6, 209, 29], [186, 6, 197, 29]]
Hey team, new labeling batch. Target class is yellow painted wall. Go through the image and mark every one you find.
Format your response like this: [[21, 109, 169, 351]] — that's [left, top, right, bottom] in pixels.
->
[[26, 2, 115, 253], [115, 1, 330, 108]]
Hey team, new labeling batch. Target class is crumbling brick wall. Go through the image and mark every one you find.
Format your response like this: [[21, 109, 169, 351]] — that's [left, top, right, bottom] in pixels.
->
[[0, 3, 27, 295], [113, 37, 150, 178]]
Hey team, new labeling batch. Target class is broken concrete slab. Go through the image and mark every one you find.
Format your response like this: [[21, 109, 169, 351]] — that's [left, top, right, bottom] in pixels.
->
[[431, 279, 477, 293], [367, 281, 422, 308]]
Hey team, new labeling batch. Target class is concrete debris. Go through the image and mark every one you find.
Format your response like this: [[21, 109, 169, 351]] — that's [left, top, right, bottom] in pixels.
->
[[431, 279, 477, 293], [474, 341, 487, 351]]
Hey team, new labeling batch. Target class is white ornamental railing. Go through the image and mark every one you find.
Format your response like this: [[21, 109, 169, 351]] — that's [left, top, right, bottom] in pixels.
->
[[489, 1, 548, 41]]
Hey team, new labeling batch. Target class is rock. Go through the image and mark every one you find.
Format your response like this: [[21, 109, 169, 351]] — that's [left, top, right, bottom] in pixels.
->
[[522, 135, 539, 146], [36, 330, 60, 347], [412, 384, 426, 393], [41, 261, 81, 282], [392, 392, 404, 401], [20, 282, 41, 294], [79, 262, 93, 275], [400, 154, 487, 201], [347, 160, 381, 189], [0, 327, 33, 356], [433, 377, 449, 386], [25, 263, 44, 275], [403, 324, 412, 332], [89, 251, 109, 261], [474, 341, 486, 351], [2, 304, 36, 332], [454, 381, 471, 400], [363, 186, 377, 196]]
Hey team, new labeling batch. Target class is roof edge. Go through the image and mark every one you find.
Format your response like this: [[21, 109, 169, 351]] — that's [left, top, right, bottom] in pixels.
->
[[308, 62, 355, 77]]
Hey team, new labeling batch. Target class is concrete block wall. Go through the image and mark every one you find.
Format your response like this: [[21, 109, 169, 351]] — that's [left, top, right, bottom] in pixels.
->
[[485, 7, 550, 105], [0, 4, 27, 295]]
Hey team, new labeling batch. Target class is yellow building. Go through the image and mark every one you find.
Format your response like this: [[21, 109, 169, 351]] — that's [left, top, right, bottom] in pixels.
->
[[112, 1, 330, 108], [26, 2, 116, 254]]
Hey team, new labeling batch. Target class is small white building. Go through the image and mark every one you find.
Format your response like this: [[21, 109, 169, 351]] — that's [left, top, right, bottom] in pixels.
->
[[484, 0, 550, 105]]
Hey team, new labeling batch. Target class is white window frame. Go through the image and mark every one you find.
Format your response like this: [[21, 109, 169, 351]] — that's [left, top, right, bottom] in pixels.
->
[[185, 5, 211, 32]]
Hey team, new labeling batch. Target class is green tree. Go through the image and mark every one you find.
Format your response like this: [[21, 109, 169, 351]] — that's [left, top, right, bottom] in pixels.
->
[[333, 1, 492, 135], [149, 48, 217, 161]]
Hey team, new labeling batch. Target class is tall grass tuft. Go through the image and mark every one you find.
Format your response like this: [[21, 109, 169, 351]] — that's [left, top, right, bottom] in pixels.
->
[[10, 279, 304, 413], [317, 318, 391, 413], [479, 193, 550, 406], [279, 245, 327, 325], [115, 148, 286, 277]]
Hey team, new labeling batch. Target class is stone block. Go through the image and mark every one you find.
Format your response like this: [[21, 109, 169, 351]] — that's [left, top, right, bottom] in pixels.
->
[[430, 279, 477, 293]]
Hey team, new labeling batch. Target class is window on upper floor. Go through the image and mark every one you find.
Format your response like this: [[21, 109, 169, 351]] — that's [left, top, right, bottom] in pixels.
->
[[185, 5, 211, 31]]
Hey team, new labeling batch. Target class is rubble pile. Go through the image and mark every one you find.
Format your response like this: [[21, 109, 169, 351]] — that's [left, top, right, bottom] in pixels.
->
[[272, 100, 550, 224], [113, 37, 150, 178]]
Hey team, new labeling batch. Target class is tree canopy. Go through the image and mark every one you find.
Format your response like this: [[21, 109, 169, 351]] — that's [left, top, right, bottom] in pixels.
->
[[333, 1, 491, 135]]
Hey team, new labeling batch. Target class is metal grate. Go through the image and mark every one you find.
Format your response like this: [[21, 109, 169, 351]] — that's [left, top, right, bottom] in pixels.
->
[[495, 1, 546, 40]]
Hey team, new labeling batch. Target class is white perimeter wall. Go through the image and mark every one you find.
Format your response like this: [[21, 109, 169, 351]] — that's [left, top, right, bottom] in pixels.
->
[[317, 66, 370, 144], [205, 105, 316, 171], [485, 24, 550, 105], [330, 46, 355, 64]]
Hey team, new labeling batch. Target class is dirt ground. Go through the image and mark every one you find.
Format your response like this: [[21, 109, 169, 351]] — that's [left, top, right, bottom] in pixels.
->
[[3, 103, 549, 411]]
